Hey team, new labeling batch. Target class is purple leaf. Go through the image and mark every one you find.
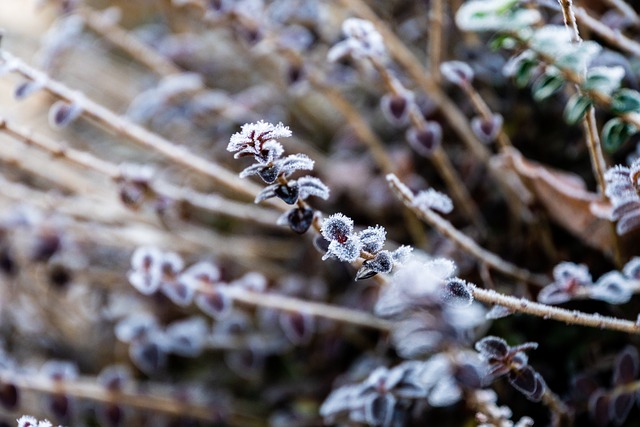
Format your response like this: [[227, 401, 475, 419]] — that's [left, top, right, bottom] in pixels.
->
[[589, 389, 610, 427], [0, 382, 18, 410], [358, 225, 387, 253], [195, 290, 233, 319], [279, 311, 314, 345], [381, 92, 409, 125], [609, 392, 634, 426], [441, 278, 473, 307], [406, 121, 442, 157], [364, 393, 396, 427], [508, 366, 538, 398], [475, 336, 509, 359], [471, 113, 503, 144], [440, 61, 474, 86], [48, 100, 82, 129], [280, 207, 314, 234], [613, 346, 639, 385], [274, 181, 300, 205]]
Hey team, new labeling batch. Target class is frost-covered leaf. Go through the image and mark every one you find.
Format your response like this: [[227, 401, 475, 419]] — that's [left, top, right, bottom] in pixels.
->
[[609, 391, 634, 426], [471, 114, 503, 143], [49, 100, 83, 129], [537, 284, 573, 304], [584, 66, 626, 96], [611, 89, 640, 114], [114, 313, 157, 343], [274, 181, 299, 205], [590, 272, 632, 304], [328, 18, 386, 62], [361, 250, 393, 276], [441, 278, 473, 307], [228, 121, 290, 162], [363, 393, 395, 427], [279, 310, 314, 345], [564, 94, 592, 125], [279, 153, 315, 177], [195, 289, 233, 319], [475, 336, 509, 359], [14, 80, 42, 100], [455, 0, 541, 31], [129, 340, 166, 374], [390, 245, 413, 264], [486, 304, 514, 319], [381, 92, 410, 125], [359, 225, 387, 254], [428, 376, 462, 407], [279, 207, 315, 234], [589, 389, 611, 427], [622, 257, 640, 280], [323, 235, 363, 262], [321, 213, 354, 242], [532, 71, 565, 101], [413, 188, 453, 214], [254, 183, 278, 203], [504, 51, 538, 88], [602, 118, 636, 153], [407, 121, 442, 157], [440, 61, 474, 86], [165, 316, 208, 357], [297, 176, 330, 200], [508, 366, 538, 397], [613, 346, 639, 385]]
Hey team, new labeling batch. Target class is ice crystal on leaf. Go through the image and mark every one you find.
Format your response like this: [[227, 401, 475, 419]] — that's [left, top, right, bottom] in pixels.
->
[[321, 213, 354, 243], [324, 235, 363, 263], [296, 176, 330, 200], [327, 18, 386, 63], [413, 188, 453, 214], [227, 120, 290, 163], [537, 261, 592, 304]]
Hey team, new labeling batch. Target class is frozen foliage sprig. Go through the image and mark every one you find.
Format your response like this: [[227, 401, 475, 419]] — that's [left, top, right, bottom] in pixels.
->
[[17, 416, 60, 427], [538, 260, 640, 305], [605, 160, 640, 235], [475, 336, 545, 402], [228, 120, 328, 233]]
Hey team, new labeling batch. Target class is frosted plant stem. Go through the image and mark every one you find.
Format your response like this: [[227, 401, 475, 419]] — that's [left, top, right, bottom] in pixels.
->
[[603, 0, 640, 27], [387, 173, 548, 287], [0, 117, 282, 228], [557, 0, 608, 194], [469, 285, 640, 334], [573, 6, 640, 58], [4, 371, 262, 426], [428, 0, 444, 80], [0, 51, 266, 204], [77, 5, 182, 77], [214, 286, 392, 331]]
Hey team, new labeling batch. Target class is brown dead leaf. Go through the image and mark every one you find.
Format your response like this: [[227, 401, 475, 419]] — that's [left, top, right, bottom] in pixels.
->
[[494, 148, 613, 253]]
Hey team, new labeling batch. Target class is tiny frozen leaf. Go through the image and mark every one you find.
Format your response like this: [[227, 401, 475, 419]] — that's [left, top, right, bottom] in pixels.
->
[[254, 183, 278, 204], [609, 392, 634, 425], [98, 365, 131, 391], [390, 245, 413, 264], [532, 72, 565, 101], [364, 250, 393, 274], [323, 235, 363, 263], [508, 366, 538, 398], [380, 92, 409, 125], [48, 100, 83, 129], [278, 153, 315, 177], [441, 278, 473, 307], [279, 311, 314, 345], [427, 376, 462, 407], [613, 346, 639, 385], [179, 261, 221, 288], [363, 393, 395, 427], [440, 61, 474, 86], [297, 176, 330, 200], [455, 0, 541, 31], [486, 304, 514, 319], [274, 181, 300, 205], [14, 80, 42, 100], [589, 389, 610, 426], [564, 94, 592, 125], [165, 317, 208, 357], [475, 336, 509, 359], [407, 121, 442, 157], [129, 340, 166, 374], [160, 280, 195, 306], [114, 313, 157, 343], [195, 289, 233, 319], [321, 213, 354, 243], [471, 114, 503, 144], [537, 284, 573, 305], [280, 207, 314, 234], [584, 66, 625, 96], [622, 257, 640, 280], [611, 88, 640, 114], [413, 188, 453, 214], [602, 118, 636, 153], [359, 226, 387, 254], [590, 272, 632, 304]]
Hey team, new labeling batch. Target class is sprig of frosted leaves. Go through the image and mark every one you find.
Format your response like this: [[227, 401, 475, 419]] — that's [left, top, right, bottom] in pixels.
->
[[228, 121, 329, 234], [320, 213, 412, 280]]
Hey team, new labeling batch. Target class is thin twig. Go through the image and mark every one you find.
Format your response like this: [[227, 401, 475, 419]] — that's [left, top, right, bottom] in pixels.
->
[[0, 51, 266, 204], [557, 0, 608, 193], [77, 5, 182, 77], [603, 0, 640, 27], [386, 173, 548, 286], [469, 285, 640, 334], [573, 6, 640, 58], [428, 0, 444, 80], [0, 116, 282, 228]]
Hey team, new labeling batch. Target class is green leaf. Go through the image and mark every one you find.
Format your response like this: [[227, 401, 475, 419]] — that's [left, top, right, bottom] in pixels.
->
[[583, 66, 625, 96], [602, 118, 636, 152], [563, 94, 592, 125], [611, 89, 640, 114], [532, 72, 565, 101], [490, 34, 516, 51], [514, 59, 538, 88]]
